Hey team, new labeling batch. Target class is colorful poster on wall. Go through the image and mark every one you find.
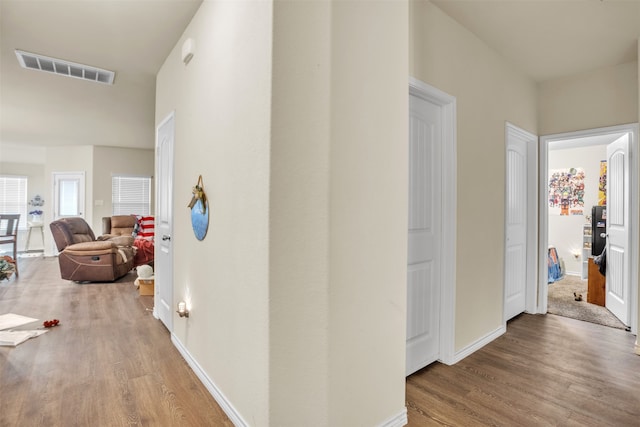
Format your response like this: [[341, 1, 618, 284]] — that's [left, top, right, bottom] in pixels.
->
[[548, 167, 585, 216], [598, 160, 607, 206]]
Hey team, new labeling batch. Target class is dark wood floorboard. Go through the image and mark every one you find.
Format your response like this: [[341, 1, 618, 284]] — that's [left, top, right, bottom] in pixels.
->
[[0, 256, 232, 427], [406, 313, 640, 426]]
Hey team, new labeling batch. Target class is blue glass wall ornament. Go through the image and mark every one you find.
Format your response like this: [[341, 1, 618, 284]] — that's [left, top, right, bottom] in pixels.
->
[[188, 175, 209, 241]]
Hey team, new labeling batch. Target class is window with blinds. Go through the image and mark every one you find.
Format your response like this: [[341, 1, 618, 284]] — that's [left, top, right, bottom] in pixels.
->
[[112, 175, 151, 216], [0, 175, 28, 229]]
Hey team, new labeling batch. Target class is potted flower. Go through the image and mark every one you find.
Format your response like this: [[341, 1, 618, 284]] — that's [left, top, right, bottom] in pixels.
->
[[29, 209, 43, 222], [28, 195, 45, 222]]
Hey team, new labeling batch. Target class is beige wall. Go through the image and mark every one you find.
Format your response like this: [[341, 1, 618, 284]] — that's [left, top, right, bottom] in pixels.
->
[[410, 0, 538, 350], [327, 2, 408, 425], [92, 146, 155, 229], [158, 1, 408, 425], [0, 162, 46, 215], [0, 161, 46, 251], [156, 1, 272, 425], [269, 1, 331, 424], [538, 61, 639, 136], [44, 145, 93, 255]]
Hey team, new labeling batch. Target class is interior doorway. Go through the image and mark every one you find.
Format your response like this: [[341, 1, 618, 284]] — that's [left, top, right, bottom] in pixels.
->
[[155, 112, 175, 330], [539, 124, 639, 334], [504, 123, 537, 322], [406, 77, 457, 372]]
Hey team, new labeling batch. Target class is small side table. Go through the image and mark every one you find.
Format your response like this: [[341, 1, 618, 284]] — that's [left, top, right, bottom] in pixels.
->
[[26, 220, 45, 251]]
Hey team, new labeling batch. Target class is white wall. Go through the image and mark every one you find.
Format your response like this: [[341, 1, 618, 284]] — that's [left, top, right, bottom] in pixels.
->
[[156, 2, 272, 425], [548, 145, 607, 276], [410, 0, 538, 351]]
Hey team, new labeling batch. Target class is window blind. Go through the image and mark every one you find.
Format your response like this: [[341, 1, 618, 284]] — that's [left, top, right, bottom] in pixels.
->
[[0, 176, 28, 229], [112, 175, 151, 216]]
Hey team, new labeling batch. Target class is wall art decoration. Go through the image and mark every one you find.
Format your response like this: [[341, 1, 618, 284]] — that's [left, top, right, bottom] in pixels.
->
[[598, 160, 607, 206], [548, 167, 585, 216], [188, 175, 209, 240]]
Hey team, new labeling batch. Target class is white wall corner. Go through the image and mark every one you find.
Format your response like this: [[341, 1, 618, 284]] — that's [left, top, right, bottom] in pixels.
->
[[377, 407, 408, 427], [171, 333, 249, 427], [451, 324, 507, 365]]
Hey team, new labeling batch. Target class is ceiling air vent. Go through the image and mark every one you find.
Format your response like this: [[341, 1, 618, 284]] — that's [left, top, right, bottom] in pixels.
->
[[15, 49, 115, 85]]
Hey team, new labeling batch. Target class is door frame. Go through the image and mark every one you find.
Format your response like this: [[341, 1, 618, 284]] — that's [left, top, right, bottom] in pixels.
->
[[154, 111, 175, 330], [51, 171, 86, 254], [52, 171, 86, 220], [409, 77, 457, 364], [538, 123, 639, 335], [504, 123, 538, 322]]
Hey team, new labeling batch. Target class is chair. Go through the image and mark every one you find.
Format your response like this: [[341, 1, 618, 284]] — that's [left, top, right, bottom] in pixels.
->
[[0, 214, 20, 277], [102, 215, 154, 267], [50, 217, 135, 282]]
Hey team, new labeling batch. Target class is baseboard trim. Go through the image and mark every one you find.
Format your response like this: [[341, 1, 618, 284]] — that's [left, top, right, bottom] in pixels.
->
[[378, 407, 408, 427], [450, 324, 506, 364], [171, 333, 248, 427]]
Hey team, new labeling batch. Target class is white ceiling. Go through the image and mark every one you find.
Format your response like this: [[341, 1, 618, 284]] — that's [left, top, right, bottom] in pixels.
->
[[432, 0, 640, 82], [0, 0, 202, 151], [0, 0, 638, 153]]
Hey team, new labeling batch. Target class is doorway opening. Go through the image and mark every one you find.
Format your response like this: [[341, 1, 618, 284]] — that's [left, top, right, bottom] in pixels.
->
[[539, 124, 639, 334], [406, 77, 457, 374]]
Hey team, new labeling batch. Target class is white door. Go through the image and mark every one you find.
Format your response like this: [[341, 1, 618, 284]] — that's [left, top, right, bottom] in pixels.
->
[[155, 113, 175, 330], [53, 172, 85, 220], [406, 93, 441, 376], [606, 133, 630, 325], [504, 127, 528, 321]]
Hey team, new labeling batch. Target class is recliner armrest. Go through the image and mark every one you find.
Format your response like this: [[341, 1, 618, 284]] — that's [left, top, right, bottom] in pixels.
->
[[105, 236, 134, 247], [65, 241, 118, 252]]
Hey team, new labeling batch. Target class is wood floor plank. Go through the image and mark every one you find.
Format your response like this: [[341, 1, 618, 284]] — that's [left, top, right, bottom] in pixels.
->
[[407, 313, 640, 426], [4, 257, 640, 426], [0, 256, 232, 427]]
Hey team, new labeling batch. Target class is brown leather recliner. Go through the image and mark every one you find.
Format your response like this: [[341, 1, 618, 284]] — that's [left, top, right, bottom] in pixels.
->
[[102, 215, 137, 237], [50, 217, 135, 282], [102, 215, 154, 267]]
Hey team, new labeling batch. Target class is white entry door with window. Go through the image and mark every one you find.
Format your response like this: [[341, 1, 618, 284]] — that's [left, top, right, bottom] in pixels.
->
[[155, 113, 175, 330], [53, 172, 85, 220]]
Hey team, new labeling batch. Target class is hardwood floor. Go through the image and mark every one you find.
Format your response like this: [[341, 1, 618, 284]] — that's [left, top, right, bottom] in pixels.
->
[[3, 257, 640, 426], [406, 313, 640, 426], [0, 256, 232, 427]]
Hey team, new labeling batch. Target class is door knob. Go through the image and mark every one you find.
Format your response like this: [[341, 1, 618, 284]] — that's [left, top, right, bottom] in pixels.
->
[[162, 235, 171, 241]]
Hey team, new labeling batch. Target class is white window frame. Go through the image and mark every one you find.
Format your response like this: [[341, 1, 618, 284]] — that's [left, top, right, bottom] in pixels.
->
[[0, 175, 28, 230], [111, 174, 151, 216]]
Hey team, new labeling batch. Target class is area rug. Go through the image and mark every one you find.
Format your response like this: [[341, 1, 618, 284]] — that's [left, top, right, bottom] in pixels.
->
[[547, 275, 626, 330]]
